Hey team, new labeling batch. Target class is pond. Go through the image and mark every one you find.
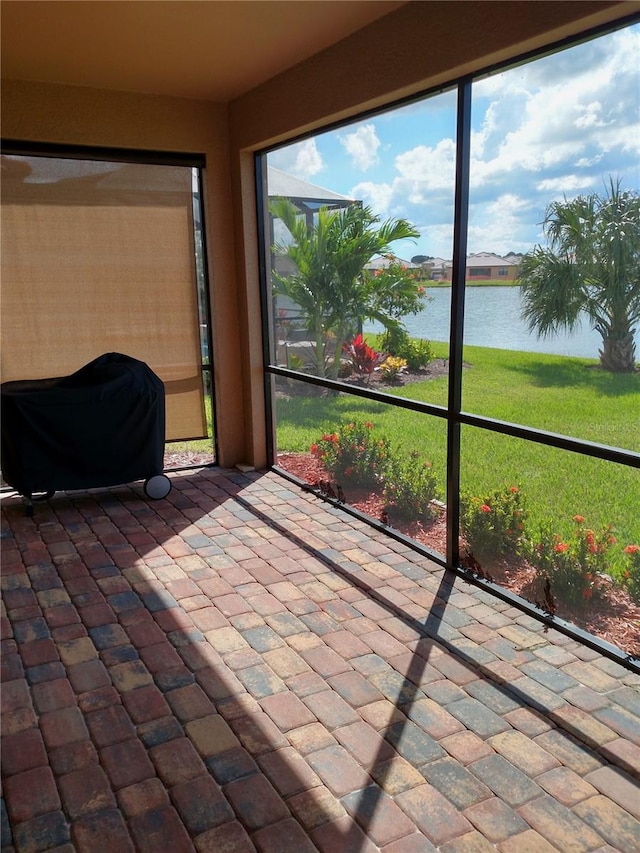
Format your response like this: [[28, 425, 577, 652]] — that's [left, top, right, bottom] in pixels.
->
[[365, 286, 640, 359]]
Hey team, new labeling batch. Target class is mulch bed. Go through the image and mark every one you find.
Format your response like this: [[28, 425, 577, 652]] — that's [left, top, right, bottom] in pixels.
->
[[163, 358, 640, 657], [276, 450, 640, 658], [275, 358, 457, 398]]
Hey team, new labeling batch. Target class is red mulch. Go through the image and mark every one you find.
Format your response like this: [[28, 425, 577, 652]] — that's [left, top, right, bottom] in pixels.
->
[[277, 451, 640, 658]]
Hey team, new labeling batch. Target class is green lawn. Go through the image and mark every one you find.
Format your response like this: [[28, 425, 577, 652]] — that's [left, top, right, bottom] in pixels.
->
[[275, 341, 640, 555]]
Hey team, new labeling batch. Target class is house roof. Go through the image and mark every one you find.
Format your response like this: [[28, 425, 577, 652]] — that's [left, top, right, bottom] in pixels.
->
[[268, 166, 355, 211], [466, 252, 514, 267], [365, 255, 418, 270]]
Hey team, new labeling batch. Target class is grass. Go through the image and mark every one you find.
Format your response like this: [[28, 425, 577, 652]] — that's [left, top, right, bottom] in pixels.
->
[[275, 341, 640, 562], [166, 395, 215, 457]]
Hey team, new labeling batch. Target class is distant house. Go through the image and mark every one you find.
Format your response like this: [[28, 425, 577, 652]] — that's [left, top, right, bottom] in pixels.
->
[[421, 257, 448, 281], [366, 252, 522, 282], [364, 255, 419, 272], [443, 251, 521, 281]]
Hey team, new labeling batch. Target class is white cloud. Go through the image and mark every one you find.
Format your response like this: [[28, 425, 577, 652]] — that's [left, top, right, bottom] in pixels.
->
[[349, 180, 394, 215], [347, 141, 457, 234], [394, 139, 456, 192], [469, 26, 640, 192], [575, 155, 603, 168], [420, 223, 455, 258], [268, 138, 324, 179], [574, 101, 605, 130], [339, 124, 381, 171], [535, 175, 596, 195], [468, 194, 534, 255], [268, 22, 639, 260]]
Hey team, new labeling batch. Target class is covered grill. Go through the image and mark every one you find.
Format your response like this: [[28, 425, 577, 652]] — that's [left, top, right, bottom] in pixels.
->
[[1, 352, 171, 511]]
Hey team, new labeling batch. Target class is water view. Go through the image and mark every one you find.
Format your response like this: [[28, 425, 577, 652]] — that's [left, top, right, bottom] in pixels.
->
[[366, 285, 640, 360]]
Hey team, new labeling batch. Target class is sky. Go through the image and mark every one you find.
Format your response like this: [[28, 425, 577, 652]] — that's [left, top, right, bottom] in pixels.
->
[[267, 21, 640, 262]]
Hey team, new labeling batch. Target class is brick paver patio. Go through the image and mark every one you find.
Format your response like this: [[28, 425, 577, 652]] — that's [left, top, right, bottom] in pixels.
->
[[1, 467, 639, 852]]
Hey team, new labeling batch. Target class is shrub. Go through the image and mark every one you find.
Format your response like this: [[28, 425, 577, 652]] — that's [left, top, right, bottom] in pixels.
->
[[383, 451, 439, 521], [380, 328, 434, 370], [342, 334, 386, 382], [379, 356, 407, 381], [402, 338, 435, 371], [287, 352, 305, 371], [460, 485, 527, 559], [525, 516, 617, 608], [310, 419, 391, 489], [622, 544, 640, 602]]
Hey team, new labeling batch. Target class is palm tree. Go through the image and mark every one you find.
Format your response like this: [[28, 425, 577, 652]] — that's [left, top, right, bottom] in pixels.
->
[[271, 200, 337, 376], [518, 179, 640, 373], [271, 198, 420, 377]]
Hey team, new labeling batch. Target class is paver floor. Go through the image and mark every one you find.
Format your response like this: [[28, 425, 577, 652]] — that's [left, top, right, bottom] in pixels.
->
[[1, 466, 639, 852]]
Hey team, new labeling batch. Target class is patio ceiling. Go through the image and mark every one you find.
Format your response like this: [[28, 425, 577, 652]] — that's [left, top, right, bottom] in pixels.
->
[[0, 0, 406, 103]]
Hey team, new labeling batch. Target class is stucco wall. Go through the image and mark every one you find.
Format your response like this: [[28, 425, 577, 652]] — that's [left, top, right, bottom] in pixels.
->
[[226, 0, 636, 468], [1, 81, 248, 468], [228, 1, 635, 151], [2, 0, 636, 469]]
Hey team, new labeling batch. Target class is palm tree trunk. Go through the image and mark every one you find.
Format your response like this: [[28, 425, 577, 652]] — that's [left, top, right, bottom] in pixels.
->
[[314, 318, 326, 378], [328, 321, 349, 379], [599, 317, 637, 372]]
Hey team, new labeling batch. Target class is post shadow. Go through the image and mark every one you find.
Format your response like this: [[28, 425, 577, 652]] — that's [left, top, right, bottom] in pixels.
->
[[3, 466, 635, 852]]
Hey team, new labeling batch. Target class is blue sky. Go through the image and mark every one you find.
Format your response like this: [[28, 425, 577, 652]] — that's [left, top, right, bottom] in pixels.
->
[[268, 21, 640, 262]]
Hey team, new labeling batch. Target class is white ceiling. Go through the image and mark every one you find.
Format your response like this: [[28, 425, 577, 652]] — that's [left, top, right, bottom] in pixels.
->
[[1, 1, 406, 102]]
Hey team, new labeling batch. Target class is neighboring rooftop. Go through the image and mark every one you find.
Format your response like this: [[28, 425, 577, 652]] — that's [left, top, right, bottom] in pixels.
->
[[268, 167, 356, 212], [465, 252, 520, 267]]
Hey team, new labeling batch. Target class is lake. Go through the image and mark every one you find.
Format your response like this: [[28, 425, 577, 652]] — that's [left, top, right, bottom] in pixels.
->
[[365, 285, 640, 360]]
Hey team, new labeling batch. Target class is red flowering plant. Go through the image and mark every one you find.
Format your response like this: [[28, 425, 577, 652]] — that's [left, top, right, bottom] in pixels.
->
[[622, 544, 640, 602], [525, 515, 616, 608], [310, 419, 391, 490], [342, 334, 387, 384], [460, 485, 527, 560]]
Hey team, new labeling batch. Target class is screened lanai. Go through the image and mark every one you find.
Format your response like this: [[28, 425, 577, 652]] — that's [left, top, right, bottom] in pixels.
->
[[2, 2, 639, 851]]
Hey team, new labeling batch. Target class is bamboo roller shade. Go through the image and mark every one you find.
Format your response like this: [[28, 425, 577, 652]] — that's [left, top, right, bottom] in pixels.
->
[[1, 159, 207, 442]]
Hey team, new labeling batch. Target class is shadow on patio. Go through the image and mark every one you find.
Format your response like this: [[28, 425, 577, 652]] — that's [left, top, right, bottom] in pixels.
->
[[1, 467, 639, 852]]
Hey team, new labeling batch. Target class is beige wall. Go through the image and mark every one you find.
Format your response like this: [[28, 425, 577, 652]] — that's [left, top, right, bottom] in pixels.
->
[[2, 1, 636, 469], [228, 1, 636, 151], [1, 81, 248, 468]]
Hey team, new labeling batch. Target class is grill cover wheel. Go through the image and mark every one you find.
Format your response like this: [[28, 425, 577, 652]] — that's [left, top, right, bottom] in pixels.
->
[[144, 474, 172, 500]]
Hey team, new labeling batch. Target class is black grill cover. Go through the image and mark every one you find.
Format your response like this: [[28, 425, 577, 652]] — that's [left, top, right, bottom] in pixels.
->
[[1, 352, 165, 496]]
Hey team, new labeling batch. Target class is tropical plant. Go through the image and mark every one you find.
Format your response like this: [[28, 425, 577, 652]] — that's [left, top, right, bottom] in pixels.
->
[[622, 544, 640, 602], [518, 178, 640, 372], [270, 198, 421, 377], [286, 352, 305, 371], [379, 355, 407, 381], [366, 259, 429, 328], [380, 327, 434, 370], [342, 334, 386, 382]]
